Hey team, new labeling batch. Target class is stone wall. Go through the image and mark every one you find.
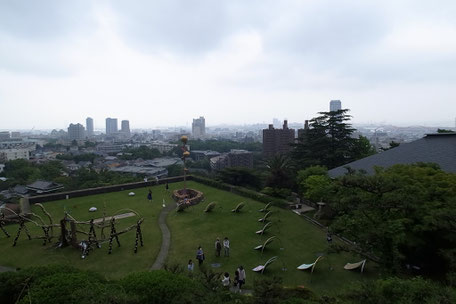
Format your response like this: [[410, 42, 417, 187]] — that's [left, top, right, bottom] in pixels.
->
[[28, 176, 189, 204]]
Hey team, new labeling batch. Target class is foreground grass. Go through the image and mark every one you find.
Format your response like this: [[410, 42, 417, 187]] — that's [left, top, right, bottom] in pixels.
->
[[167, 181, 379, 295], [0, 181, 379, 294], [0, 184, 170, 279]]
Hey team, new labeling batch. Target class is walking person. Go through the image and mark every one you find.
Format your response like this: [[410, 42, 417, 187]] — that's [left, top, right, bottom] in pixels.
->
[[215, 238, 222, 257], [187, 259, 194, 272], [196, 246, 205, 266], [165, 181, 169, 192], [223, 237, 230, 257], [238, 266, 246, 293], [233, 270, 240, 293], [147, 189, 152, 202]]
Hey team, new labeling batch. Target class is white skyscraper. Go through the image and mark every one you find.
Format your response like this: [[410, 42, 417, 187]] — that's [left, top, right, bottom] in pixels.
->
[[192, 116, 206, 139], [68, 123, 86, 140], [330, 100, 342, 112], [121, 120, 131, 137], [86, 117, 94, 137], [105, 118, 118, 135]]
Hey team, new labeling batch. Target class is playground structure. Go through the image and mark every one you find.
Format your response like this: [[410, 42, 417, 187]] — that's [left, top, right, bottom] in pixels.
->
[[0, 203, 144, 259]]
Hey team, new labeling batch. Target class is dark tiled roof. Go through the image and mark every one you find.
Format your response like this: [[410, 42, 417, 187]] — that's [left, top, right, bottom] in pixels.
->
[[26, 180, 63, 191], [328, 133, 456, 177]]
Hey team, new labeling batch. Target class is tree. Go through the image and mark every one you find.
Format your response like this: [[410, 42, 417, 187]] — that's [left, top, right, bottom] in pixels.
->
[[437, 129, 455, 133], [328, 164, 456, 277], [265, 154, 293, 189], [216, 167, 262, 189], [291, 109, 373, 170]]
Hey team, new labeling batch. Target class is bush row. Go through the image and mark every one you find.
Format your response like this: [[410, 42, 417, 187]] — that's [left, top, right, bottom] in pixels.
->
[[190, 175, 288, 208]]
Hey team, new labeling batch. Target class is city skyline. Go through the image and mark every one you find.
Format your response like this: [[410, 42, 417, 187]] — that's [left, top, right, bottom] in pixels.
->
[[1, 1, 456, 129]]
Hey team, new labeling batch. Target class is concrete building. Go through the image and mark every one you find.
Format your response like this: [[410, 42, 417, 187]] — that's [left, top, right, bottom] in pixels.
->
[[192, 116, 206, 139], [297, 120, 310, 139], [0, 132, 10, 141], [262, 120, 295, 158], [210, 149, 253, 170], [86, 117, 94, 137], [106, 118, 118, 135], [121, 120, 131, 137], [191, 150, 221, 161], [330, 100, 342, 112], [149, 141, 178, 153], [228, 149, 253, 168], [67, 123, 86, 141], [0, 148, 30, 161]]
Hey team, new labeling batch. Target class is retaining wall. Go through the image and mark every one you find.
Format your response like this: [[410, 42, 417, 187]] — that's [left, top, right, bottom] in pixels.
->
[[28, 176, 190, 204]]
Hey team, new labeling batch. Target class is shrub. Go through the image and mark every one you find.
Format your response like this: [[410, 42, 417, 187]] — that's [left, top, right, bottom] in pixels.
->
[[120, 270, 203, 304]]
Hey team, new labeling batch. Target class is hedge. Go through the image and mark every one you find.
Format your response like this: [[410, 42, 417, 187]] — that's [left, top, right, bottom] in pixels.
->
[[190, 175, 288, 208]]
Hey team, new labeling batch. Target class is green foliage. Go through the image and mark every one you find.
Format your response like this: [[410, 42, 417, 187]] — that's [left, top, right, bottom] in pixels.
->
[[342, 277, 456, 304], [185, 139, 262, 153], [120, 270, 203, 304], [119, 146, 162, 160], [191, 175, 288, 208], [216, 167, 263, 190], [302, 175, 333, 202], [167, 164, 184, 177], [56, 153, 98, 163], [297, 166, 329, 198], [437, 129, 455, 133], [253, 276, 284, 304], [260, 187, 291, 199], [188, 158, 211, 170], [329, 164, 456, 276], [265, 154, 294, 189], [292, 109, 375, 170], [3, 159, 40, 184]]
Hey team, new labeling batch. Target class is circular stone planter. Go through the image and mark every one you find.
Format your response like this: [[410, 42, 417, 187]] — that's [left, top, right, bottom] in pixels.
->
[[172, 188, 204, 206]]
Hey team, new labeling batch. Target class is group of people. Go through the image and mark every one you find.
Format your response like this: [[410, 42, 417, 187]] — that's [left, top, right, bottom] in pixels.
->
[[194, 237, 230, 266], [215, 237, 230, 257], [221, 266, 246, 293]]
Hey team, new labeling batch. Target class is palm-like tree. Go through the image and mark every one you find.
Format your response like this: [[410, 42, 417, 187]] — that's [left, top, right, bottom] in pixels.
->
[[265, 154, 293, 189]]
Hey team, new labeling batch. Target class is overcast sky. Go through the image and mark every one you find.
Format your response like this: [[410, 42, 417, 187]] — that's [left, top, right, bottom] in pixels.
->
[[1, 0, 455, 130]]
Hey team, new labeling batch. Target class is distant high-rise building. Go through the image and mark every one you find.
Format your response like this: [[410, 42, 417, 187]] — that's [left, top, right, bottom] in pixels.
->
[[192, 116, 206, 139], [105, 118, 118, 135], [330, 100, 342, 112], [262, 120, 295, 158], [68, 123, 86, 141], [273, 118, 281, 128], [0, 131, 10, 141], [86, 117, 94, 137], [121, 120, 131, 137]]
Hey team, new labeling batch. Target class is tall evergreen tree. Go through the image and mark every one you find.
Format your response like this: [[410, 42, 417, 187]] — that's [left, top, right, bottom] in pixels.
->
[[292, 109, 362, 169]]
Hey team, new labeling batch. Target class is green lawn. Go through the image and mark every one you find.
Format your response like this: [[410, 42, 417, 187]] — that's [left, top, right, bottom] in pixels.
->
[[167, 181, 380, 294], [0, 184, 168, 279], [0, 181, 379, 294]]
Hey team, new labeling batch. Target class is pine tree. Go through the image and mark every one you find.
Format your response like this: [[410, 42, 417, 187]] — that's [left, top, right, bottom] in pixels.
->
[[292, 109, 367, 169]]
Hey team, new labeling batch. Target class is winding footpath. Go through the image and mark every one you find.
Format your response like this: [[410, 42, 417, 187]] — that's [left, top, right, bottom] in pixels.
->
[[150, 202, 175, 270]]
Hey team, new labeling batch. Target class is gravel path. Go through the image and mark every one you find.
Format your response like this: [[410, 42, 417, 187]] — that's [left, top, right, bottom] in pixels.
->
[[150, 202, 175, 270]]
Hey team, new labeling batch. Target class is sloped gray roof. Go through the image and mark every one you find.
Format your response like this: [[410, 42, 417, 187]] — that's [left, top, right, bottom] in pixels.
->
[[328, 133, 456, 177], [26, 180, 63, 191]]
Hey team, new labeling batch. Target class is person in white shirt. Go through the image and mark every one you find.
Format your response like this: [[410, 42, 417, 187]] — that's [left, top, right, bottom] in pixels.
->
[[221, 272, 230, 288], [223, 237, 230, 257], [187, 259, 194, 271]]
